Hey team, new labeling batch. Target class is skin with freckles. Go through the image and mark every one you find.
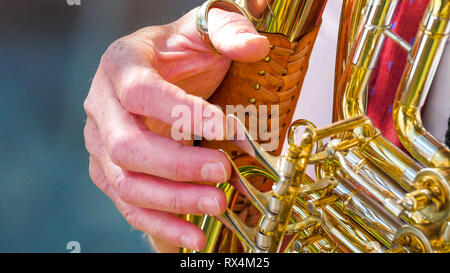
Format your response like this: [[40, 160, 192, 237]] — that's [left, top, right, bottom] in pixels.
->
[[83, 7, 269, 252]]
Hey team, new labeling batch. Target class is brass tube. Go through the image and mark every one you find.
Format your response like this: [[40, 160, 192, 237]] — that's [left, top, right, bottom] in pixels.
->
[[287, 207, 340, 253], [332, 179, 403, 247], [336, 0, 425, 188], [255, 0, 327, 41], [393, 0, 450, 168], [182, 182, 237, 253], [334, 0, 368, 121], [296, 176, 388, 252], [314, 153, 404, 247], [267, 129, 314, 252], [201, 0, 327, 42], [344, 149, 407, 202], [316, 117, 421, 189], [295, 198, 385, 252], [316, 204, 385, 252], [335, 150, 407, 217], [339, 0, 399, 118], [359, 134, 422, 189]]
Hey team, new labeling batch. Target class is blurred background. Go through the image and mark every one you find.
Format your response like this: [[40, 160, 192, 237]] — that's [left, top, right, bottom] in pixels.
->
[[0, 0, 203, 253]]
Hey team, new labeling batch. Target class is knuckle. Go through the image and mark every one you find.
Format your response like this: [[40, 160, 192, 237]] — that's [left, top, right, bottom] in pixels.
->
[[88, 160, 98, 182], [106, 131, 131, 165], [83, 95, 94, 117], [145, 221, 164, 239], [167, 158, 185, 181], [119, 71, 154, 116], [123, 207, 141, 230], [88, 160, 111, 194], [150, 226, 164, 240], [167, 194, 184, 214], [111, 171, 127, 192], [115, 172, 132, 202], [101, 38, 129, 67], [100, 38, 156, 117], [83, 121, 98, 156], [119, 78, 144, 113], [83, 125, 92, 153]]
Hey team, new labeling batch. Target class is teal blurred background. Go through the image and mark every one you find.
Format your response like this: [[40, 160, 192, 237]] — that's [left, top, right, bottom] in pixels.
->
[[0, 0, 202, 252]]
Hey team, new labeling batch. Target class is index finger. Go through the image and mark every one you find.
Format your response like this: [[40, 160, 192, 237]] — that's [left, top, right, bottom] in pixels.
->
[[84, 71, 231, 183], [101, 37, 226, 141]]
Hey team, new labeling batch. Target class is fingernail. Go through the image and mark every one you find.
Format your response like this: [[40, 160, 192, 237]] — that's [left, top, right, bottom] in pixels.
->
[[198, 196, 220, 215], [181, 235, 199, 251], [201, 162, 227, 183]]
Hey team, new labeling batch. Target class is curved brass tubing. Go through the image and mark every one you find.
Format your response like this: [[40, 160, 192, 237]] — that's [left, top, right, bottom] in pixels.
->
[[334, 0, 367, 122], [393, 0, 450, 168], [337, 0, 424, 188]]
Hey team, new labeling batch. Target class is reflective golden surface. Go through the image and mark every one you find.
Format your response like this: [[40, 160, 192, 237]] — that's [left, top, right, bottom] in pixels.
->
[[196, 0, 327, 42], [187, 0, 450, 253]]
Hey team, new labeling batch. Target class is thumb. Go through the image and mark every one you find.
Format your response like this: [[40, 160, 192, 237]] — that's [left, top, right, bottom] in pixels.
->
[[207, 8, 270, 63]]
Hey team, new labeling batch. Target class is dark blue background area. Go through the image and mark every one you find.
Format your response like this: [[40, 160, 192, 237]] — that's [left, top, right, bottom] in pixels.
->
[[0, 0, 202, 252]]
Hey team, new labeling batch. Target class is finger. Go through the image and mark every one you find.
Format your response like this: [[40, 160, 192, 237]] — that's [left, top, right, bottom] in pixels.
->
[[142, 117, 193, 146], [147, 235, 180, 253], [100, 40, 225, 140], [85, 121, 227, 215], [88, 158, 206, 251], [111, 171, 227, 216], [84, 77, 231, 183], [88, 155, 116, 200], [122, 205, 206, 251], [207, 8, 270, 62]]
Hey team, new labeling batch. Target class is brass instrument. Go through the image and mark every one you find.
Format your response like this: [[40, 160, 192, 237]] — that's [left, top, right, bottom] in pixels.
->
[[184, 0, 450, 253]]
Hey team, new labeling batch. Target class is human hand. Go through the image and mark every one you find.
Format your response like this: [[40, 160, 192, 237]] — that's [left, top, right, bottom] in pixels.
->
[[83, 7, 269, 252]]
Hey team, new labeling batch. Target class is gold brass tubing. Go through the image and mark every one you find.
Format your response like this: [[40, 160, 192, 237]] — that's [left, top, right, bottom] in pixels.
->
[[344, 149, 408, 211], [200, 214, 225, 253], [334, 0, 368, 121], [255, 0, 327, 41], [343, 150, 449, 226], [393, 0, 450, 168], [332, 177, 403, 247], [297, 176, 387, 252], [338, 72, 422, 189], [211, 165, 280, 253], [313, 152, 405, 249], [309, 138, 359, 164], [384, 29, 413, 53], [319, 117, 419, 191], [289, 199, 335, 253], [288, 119, 318, 144], [338, 0, 398, 119], [286, 215, 321, 233], [197, 0, 327, 47], [238, 165, 279, 182], [359, 134, 422, 190], [182, 182, 237, 253], [284, 228, 340, 253], [337, 0, 447, 186], [319, 204, 383, 253], [268, 128, 314, 252], [314, 115, 376, 140], [315, 150, 404, 247], [335, 149, 407, 214], [429, 0, 450, 18], [294, 197, 382, 252]]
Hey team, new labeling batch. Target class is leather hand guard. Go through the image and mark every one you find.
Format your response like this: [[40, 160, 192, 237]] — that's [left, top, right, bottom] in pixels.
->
[[197, 23, 321, 191]]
